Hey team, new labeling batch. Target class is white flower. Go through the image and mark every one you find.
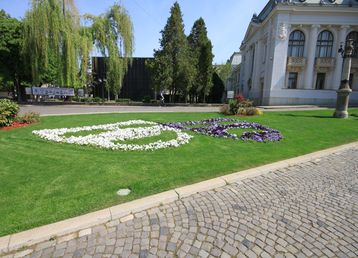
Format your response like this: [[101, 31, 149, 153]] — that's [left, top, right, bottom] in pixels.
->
[[32, 120, 192, 151]]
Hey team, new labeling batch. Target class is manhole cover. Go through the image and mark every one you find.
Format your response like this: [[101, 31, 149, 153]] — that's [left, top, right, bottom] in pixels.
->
[[117, 188, 131, 196]]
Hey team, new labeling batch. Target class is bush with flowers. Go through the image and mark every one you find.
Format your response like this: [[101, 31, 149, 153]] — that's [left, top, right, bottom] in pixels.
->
[[0, 99, 19, 127], [220, 94, 262, 116]]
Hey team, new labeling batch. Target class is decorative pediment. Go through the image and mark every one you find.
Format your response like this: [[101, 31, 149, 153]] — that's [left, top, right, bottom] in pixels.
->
[[241, 23, 261, 49]]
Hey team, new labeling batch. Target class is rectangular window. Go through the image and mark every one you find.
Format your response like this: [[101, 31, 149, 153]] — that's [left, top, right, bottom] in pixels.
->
[[287, 72, 298, 89], [316, 73, 326, 90]]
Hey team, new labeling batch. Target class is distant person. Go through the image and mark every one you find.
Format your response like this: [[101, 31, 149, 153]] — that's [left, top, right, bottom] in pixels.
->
[[160, 91, 165, 106]]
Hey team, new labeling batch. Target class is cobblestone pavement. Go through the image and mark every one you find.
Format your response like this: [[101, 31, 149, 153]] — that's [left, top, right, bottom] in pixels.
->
[[8, 148, 358, 258]]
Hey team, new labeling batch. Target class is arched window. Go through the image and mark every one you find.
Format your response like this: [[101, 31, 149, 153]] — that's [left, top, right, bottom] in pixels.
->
[[316, 30, 334, 58], [288, 30, 305, 57], [346, 31, 358, 58]]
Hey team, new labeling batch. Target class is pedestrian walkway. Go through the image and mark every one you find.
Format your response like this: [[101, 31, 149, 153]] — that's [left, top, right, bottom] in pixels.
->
[[4, 147, 358, 258]]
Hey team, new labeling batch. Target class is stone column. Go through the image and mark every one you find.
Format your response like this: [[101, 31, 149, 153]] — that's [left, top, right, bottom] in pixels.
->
[[304, 24, 320, 89], [332, 25, 349, 90], [252, 40, 262, 100], [270, 22, 290, 90]]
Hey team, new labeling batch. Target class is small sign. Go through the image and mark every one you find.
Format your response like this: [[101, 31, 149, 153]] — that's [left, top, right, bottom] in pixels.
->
[[227, 91, 234, 99], [25, 87, 75, 96], [78, 89, 84, 97]]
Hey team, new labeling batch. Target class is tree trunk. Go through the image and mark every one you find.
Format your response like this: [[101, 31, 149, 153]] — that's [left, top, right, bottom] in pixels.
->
[[14, 78, 24, 103]]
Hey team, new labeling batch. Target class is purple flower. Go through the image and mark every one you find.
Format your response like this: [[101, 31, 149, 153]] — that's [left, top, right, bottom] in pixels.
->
[[160, 118, 283, 143]]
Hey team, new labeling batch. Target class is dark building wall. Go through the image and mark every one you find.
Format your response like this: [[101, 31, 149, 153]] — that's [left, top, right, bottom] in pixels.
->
[[92, 57, 154, 101]]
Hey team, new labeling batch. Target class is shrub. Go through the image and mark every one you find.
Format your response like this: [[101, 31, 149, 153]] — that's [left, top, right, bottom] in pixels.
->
[[72, 96, 80, 102], [15, 112, 40, 124], [221, 95, 262, 116], [93, 97, 104, 103], [0, 99, 19, 127], [142, 96, 151, 103], [237, 107, 263, 116], [239, 99, 253, 108], [220, 104, 231, 115], [228, 99, 238, 115], [234, 94, 245, 102], [115, 98, 131, 103]]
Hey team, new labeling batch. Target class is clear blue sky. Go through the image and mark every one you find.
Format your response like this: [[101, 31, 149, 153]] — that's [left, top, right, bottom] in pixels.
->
[[0, 0, 267, 64]]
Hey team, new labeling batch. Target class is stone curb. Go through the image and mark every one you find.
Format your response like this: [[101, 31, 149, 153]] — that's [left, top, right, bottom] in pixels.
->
[[175, 178, 227, 198], [1, 141, 357, 255]]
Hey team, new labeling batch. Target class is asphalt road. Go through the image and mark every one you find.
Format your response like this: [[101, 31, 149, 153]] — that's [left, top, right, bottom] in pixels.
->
[[19, 104, 221, 116], [19, 104, 328, 116]]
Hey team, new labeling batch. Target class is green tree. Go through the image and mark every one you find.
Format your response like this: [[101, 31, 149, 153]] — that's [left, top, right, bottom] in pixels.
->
[[151, 2, 193, 103], [207, 72, 224, 103], [188, 18, 214, 103], [216, 62, 232, 83], [0, 10, 29, 101], [23, 0, 85, 87], [85, 4, 134, 98], [23, 0, 133, 99]]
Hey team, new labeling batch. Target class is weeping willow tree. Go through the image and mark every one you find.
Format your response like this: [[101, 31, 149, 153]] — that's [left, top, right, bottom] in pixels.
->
[[85, 4, 134, 97], [23, 0, 133, 95], [23, 0, 89, 87]]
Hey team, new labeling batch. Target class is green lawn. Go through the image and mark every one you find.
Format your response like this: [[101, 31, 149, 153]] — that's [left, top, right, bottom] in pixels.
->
[[1, 109, 358, 236]]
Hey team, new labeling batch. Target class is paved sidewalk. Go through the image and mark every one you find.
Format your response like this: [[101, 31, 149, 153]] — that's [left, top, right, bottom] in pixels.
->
[[5, 147, 358, 258]]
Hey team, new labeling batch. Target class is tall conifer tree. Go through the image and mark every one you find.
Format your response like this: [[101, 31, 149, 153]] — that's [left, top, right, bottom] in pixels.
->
[[150, 2, 193, 102], [188, 18, 214, 103]]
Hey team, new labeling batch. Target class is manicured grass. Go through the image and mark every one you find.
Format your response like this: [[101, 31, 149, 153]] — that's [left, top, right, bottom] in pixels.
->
[[1, 109, 358, 236]]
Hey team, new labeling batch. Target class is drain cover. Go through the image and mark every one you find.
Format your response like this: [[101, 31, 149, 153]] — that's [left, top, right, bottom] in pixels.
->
[[117, 188, 131, 196]]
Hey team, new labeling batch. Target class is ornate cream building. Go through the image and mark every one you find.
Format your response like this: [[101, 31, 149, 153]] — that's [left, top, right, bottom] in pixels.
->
[[239, 0, 358, 105]]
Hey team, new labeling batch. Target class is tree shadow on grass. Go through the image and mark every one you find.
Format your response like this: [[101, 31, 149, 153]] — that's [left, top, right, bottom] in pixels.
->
[[279, 113, 358, 120], [278, 114, 335, 119]]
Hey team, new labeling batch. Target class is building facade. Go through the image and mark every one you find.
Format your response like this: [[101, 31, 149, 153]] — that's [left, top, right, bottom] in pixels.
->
[[240, 0, 358, 105], [92, 57, 154, 101], [226, 52, 242, 96]]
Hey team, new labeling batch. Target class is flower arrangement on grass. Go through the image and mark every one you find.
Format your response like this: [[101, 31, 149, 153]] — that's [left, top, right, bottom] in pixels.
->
[[32, 118, 282, 151], [220, 94, 263, 116], [32, 120, 193, 151], [161, 118, 282, 142]]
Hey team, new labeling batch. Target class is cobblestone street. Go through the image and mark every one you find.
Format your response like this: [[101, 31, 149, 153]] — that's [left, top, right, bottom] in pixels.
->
[[7, 148, 358, 258]]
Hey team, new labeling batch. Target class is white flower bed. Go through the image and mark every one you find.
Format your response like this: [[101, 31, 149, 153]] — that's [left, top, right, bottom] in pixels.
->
[[32, 120, 193, 151]]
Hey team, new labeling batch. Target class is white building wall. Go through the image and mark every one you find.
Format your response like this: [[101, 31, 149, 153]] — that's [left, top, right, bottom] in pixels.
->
[[240, 1, 358, 106]]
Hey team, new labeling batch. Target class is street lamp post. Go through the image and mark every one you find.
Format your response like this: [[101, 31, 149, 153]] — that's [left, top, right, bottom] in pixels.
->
[[98, 78, 104, 99], [333, 39, 354, 118]]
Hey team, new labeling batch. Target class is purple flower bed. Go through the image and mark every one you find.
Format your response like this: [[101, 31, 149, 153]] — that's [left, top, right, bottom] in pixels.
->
[[160, 118, 283, 142]]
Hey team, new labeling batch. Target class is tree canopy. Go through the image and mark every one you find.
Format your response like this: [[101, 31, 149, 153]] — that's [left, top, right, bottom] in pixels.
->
[[0, 9, 29, 100], [85, 4, 134, 96], [22, 0, 133, 97], [149, 3, 215, 103], [188, 18, 214, 103], [150, 2, 194, 102], [23, 0, 83, 87]]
